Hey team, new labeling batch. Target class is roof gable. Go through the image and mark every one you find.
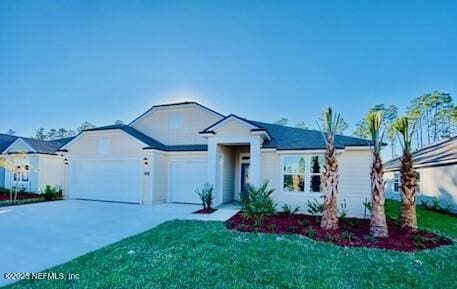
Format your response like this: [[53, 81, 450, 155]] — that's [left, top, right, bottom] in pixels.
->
[[4, 138, 36, 153], [129, 101, 224, 127], [384, 136, 457, 171]]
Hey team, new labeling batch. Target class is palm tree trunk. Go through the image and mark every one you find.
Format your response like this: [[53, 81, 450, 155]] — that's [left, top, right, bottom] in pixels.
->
[[369, 152, 389, 237], [400, 151, 418, 231], [321, 134, 339, 230]]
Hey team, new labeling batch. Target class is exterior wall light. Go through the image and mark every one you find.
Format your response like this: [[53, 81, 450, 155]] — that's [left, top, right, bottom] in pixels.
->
[[143, 157, 149, 165], [64, 158, 69, 165]]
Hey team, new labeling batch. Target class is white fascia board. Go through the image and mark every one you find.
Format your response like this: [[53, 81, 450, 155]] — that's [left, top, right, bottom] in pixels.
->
[[206, 115, 259, 133], [143, 148, 208, 156], [250, 130, 271, 141]]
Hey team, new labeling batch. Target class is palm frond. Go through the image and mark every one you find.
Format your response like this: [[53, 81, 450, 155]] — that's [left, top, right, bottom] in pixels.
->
[[366, 111, 384, 153]]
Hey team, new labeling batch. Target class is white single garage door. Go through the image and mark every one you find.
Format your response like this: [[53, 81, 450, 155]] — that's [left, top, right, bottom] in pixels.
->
[[70, 159, 142, 203], [169, 160, 207, 204]]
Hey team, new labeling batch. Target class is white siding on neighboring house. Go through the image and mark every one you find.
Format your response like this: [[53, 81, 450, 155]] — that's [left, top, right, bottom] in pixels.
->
[[386, 164, 457, 211], [37, 155, 65, 192], [131, 104, 222, 145], [4, 154, 40, 193]]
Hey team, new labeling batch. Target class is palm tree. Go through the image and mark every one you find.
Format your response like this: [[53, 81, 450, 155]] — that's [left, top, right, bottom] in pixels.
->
[[392, 117, 418, 231], [366, 111, 389, 237], [318, 107, 342, 230]]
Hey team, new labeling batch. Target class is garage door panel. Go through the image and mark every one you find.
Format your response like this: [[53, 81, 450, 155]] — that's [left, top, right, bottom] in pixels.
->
[[71, 160, 141, 203], [170, 160, 207, 204]]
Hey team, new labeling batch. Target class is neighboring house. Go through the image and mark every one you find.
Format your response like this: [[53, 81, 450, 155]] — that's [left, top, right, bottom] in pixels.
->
[[60, 101, 373, 217], [0, 134, 73, 192], [384, 136, 457, 211]]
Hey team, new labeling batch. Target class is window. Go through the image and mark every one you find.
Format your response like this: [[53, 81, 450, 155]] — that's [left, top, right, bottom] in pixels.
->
[[98, 139, 111, 155], [282, 156, 305, 192], [415, 172, 421, 194], [282, 155, 324, 193], [393, 173, 400, 193], [13, 167, 21, 182], [12, 166, 29, 182], [309, 156, 324, 192], [393, 172, 421, 194], [22, 169, 29, 182]]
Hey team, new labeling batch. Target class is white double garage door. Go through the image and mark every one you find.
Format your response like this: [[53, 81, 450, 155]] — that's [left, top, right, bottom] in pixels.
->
[[70, 158, 207, 204]]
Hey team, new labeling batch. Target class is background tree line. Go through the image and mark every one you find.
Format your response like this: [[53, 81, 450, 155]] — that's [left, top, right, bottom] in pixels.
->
[[4, 120, 124, 140], [352, 91, 457, 157], [274, 91, 456, 158]]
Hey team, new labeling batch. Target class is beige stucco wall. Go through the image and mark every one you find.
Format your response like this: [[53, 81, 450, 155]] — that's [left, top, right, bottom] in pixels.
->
[[131, 104, 222, 145]]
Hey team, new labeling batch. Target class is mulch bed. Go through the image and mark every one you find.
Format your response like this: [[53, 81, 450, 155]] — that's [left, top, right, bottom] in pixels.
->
[[193, 208, 218, 214], [226, 212, 453, 252], [0, 192, 43, 201]]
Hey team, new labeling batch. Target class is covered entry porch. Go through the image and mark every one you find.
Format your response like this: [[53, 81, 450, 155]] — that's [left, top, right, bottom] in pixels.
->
[[207, 136, 263, 206]]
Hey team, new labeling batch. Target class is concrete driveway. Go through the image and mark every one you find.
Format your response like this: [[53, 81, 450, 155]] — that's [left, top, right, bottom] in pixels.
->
[[0, 200, 199, 285]]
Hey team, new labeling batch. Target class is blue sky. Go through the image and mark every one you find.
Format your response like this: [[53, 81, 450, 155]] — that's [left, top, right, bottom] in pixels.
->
[[1, 0, 456, 137]]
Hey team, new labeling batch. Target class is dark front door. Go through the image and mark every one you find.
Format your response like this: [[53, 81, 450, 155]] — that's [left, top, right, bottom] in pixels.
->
[[240, 163, 250, 193]]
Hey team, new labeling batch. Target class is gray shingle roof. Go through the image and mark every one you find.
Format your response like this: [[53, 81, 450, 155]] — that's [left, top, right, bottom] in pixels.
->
[[384, 136, 457, 171], [200, 114, 372, 150], [84, 125, 209, 152], [0, 134, 74, 155], [251, 121, 371, 150], [0, 134, 18, 153]]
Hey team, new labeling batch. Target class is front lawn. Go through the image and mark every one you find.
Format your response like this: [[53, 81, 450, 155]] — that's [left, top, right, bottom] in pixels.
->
[[4, 201, 457, 289]]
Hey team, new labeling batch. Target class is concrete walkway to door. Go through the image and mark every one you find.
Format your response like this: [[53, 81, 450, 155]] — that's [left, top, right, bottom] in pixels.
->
[[0, 200, 200, 286]]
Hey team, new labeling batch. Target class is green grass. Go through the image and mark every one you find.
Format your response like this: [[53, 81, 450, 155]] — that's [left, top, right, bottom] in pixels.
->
[[4, 201, 457, 289]]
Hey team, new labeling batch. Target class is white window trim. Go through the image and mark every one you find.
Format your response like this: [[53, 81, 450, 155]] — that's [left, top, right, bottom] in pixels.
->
[[279, 154, 325, 195], [392, 172, 422, 195]]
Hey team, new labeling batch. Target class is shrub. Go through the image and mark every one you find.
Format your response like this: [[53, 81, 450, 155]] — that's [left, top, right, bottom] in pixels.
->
[[363, 199, 373, 218], [240, 181, 276, 225], [42, 185, 62, 201], [324, 233, 336, 242], [287, 225, 298, 233], [267, 223, 277, 232], [412, 235, 428, 249], [195, 183, 214, 210], [341, 231, 355, 242], [364, 234, 378, 243], [281, 203, 300, 215], [339, 199, 348, 219], [306, 198, 324, 215], [0, 187, 10, 196], [301, 219, 310, 227], [305, 228, 315, 238]]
